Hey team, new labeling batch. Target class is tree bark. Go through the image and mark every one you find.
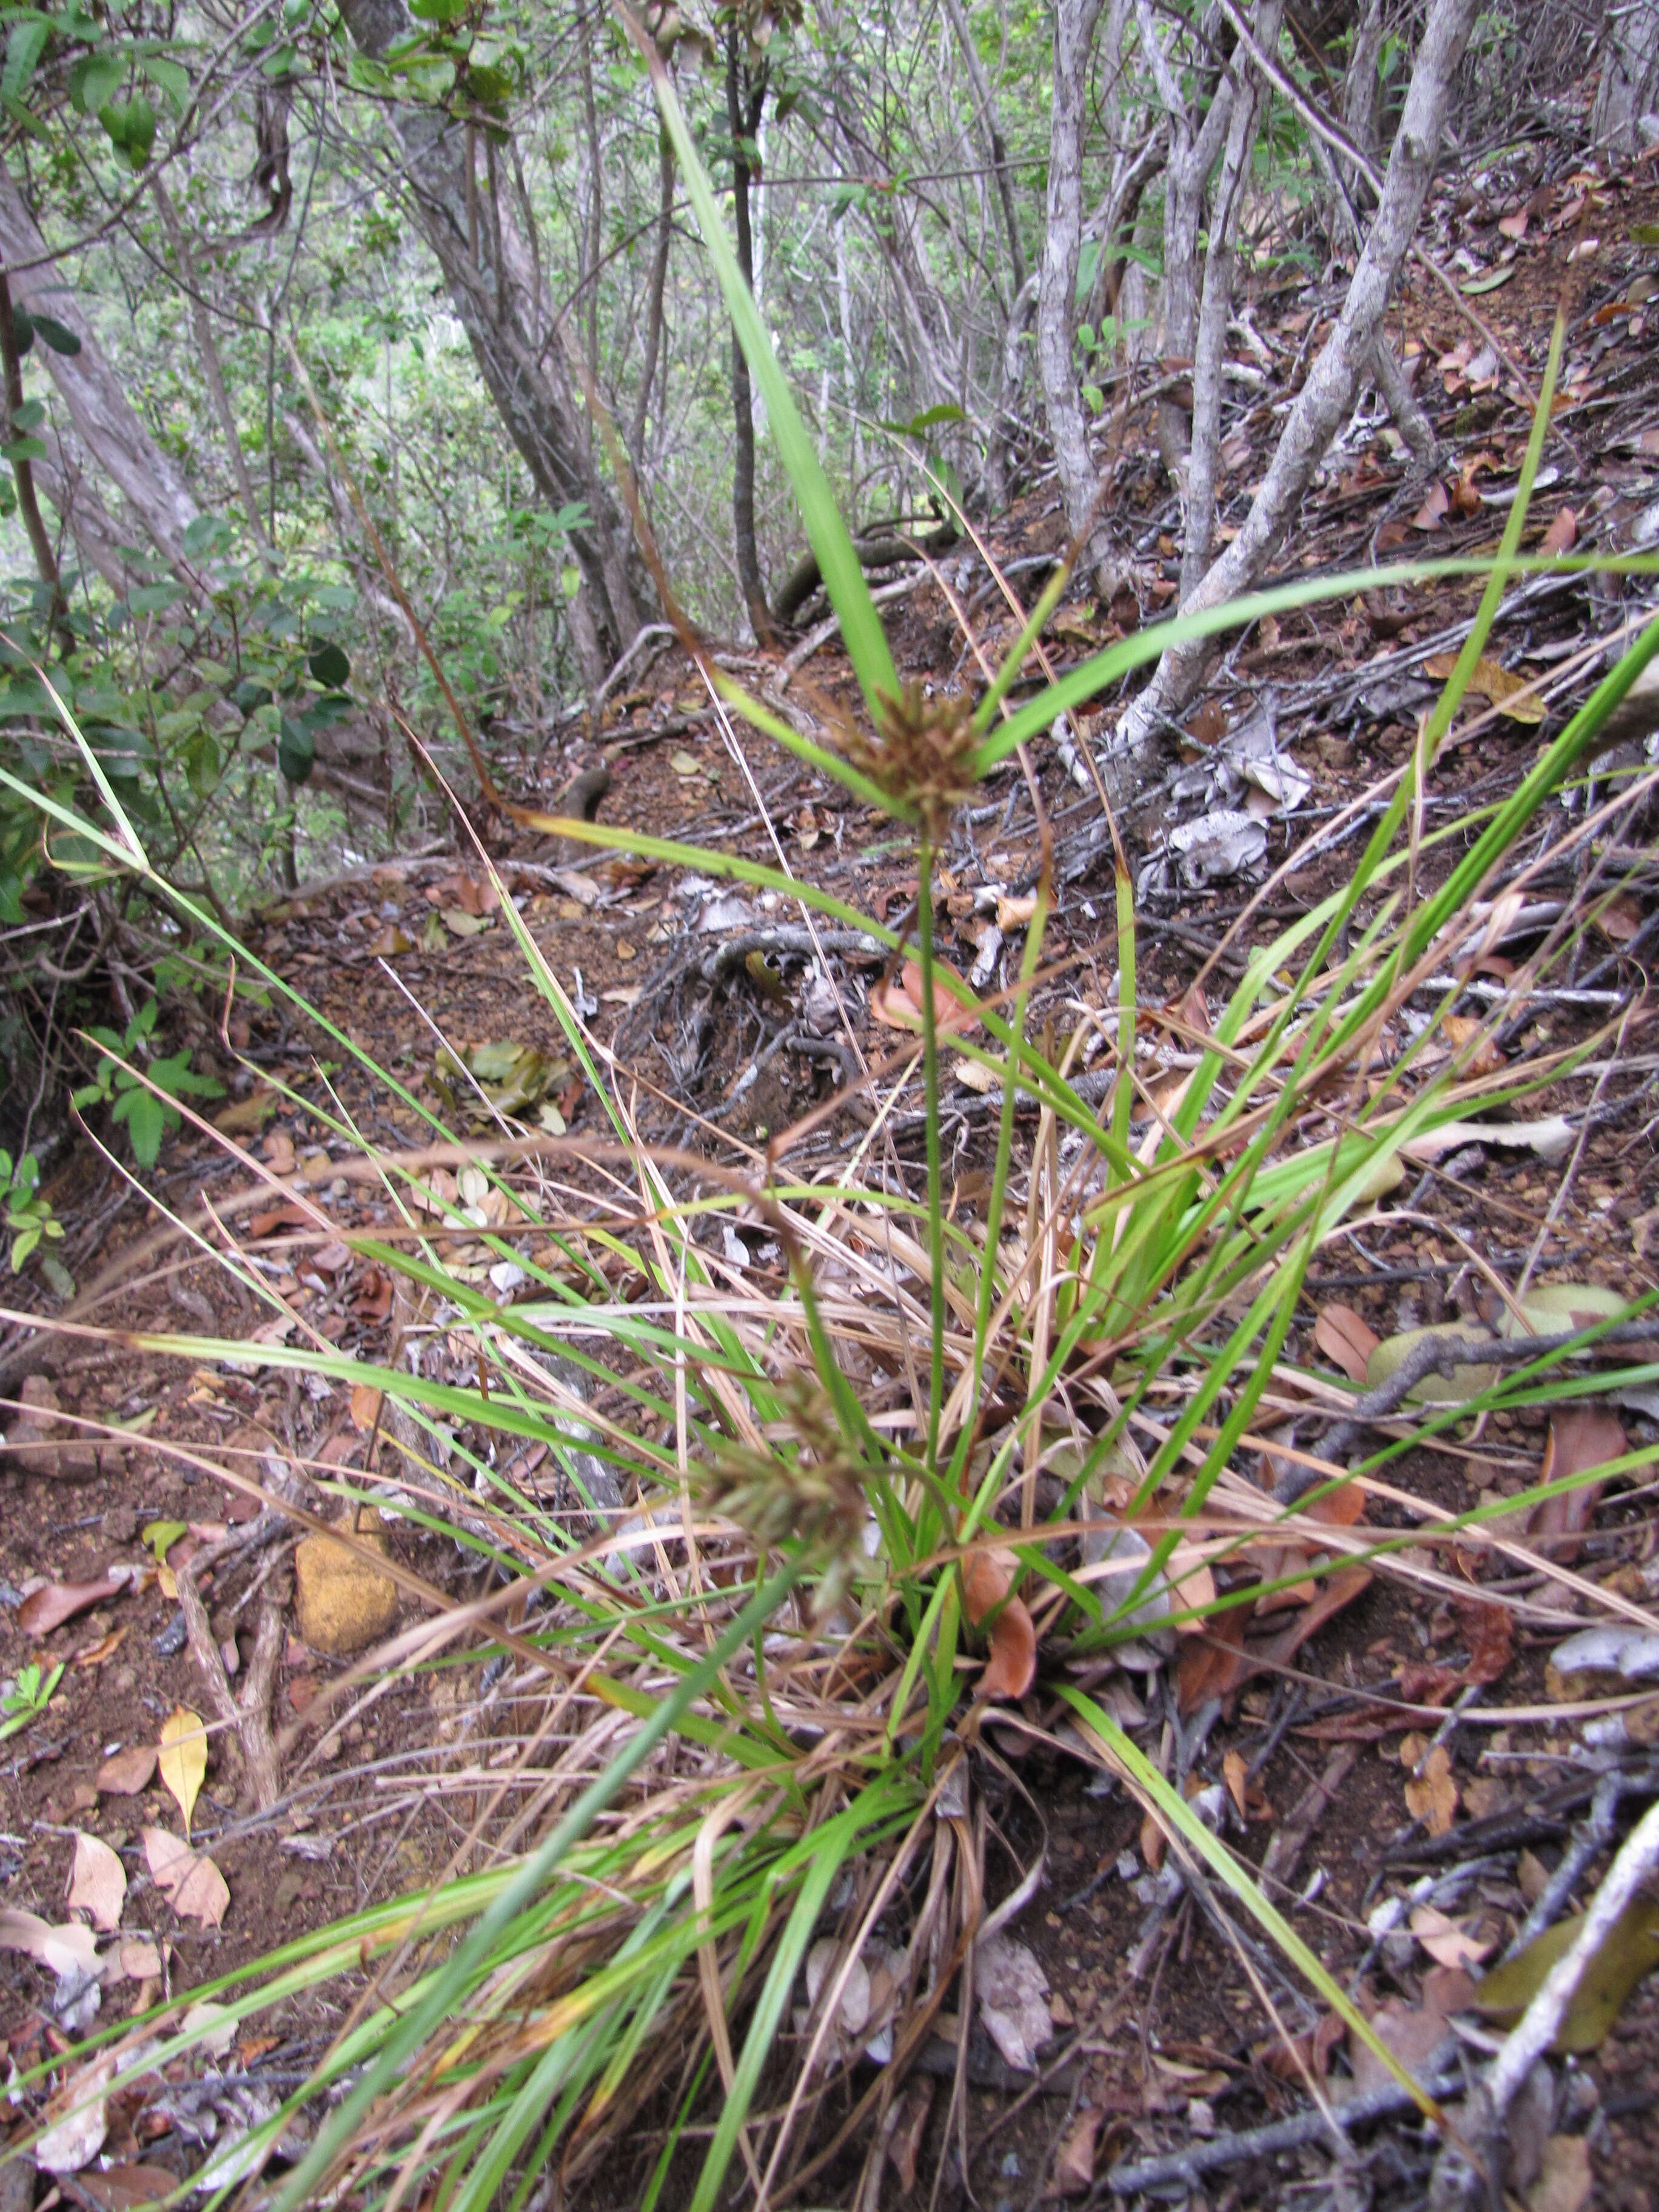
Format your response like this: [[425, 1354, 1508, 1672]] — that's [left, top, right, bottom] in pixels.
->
[[1593, 0, 1659, 151], [1110, 0, 1483, 765], [0, 163, 202, 575], [631, 126, 675, 470], [337, 0, 651, 689], [0, 270, 69, 643], [1035, 0, 1107, 566], [1134, 0, 1236, 482], [1182, 0, 1283, 598], [725, 28, 772, 641], [938, 0, 1025, 301], [151, 178, 275, 567]]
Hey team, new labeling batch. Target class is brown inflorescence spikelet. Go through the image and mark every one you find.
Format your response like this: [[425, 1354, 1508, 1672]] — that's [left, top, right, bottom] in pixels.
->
[[700, 1379, 870, 1614], [837, 680, 979, 842]]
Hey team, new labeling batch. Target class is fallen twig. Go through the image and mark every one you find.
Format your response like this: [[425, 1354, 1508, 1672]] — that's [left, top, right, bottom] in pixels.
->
[[1105, 2063, 1461, 2193]]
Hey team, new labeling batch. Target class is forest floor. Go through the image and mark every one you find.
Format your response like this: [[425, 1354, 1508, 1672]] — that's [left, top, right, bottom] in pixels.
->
[[5, 141, 1659, 2212]]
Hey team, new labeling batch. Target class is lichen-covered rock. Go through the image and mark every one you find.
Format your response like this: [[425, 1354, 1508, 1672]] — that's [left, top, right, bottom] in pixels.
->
[[293, 1509, 399, 1657]]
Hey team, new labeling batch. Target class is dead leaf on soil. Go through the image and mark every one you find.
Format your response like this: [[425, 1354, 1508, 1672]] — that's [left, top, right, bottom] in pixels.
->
[[1538, 507, 1578, 557], [960, 1546, 1037, 1700], [1401, 1738, 1458, 1835], [142, 1828, 229, 1929], [0, 1905, 100, 1980], [1526, 2134, 1593, 2212], [1409, 1903, 1492, 1970], [33, 2051, 116, 2174], [67, 1832, 127, 1931], [1315, 1301, 1379, 1382], [17, 1572, 127, 1638], [157, 1708, 208, 1835], [97, 1744, 158, 1795], [1051, 2108, 1099, 2196], [1530, 1407, 1626, 1562], [1470, 1896, 1659, 2051], [974, 1930, 1053, 2072], [870, 957, 981, 1036]]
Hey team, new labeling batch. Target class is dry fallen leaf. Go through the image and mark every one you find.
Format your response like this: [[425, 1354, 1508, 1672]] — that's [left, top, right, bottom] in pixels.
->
[[960, 1546, 1037, 1700], [0, 1906, 100, 1980], [33, 2051, 116, 2175], [1051, 2108, 1100, 2196], [1409, 1903, 1492, 1970], [1222, 1747, 1249, 1821], [1530, 1407, 1626, 1563], [1401, 1740, 1458, 1836], [142, 1828, 229, 1929], [1315, 1302, 1379, 1383], [974, 1930, 1053, 2072], [870, 958, 981, 1036], [67, 1831, 127, 1932], [348, 1383, 383, 1432], [16, 1572, 126, 1638], [158, 1706, 208, 1835], [97, 1743, 158, 1796]]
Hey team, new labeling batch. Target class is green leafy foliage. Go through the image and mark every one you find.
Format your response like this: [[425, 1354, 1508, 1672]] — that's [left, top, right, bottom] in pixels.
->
[[0, 1660, 64, 1742], [69, 998, 223, 1170]]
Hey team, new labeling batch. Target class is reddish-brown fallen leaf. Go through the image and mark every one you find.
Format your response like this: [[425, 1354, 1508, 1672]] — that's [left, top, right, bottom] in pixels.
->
[[1314, 1303, 1378, 1384], [18, 1571, 126, 1637], [961, 1546, 1037, 1700], [1530, 1407, 1626, 1563], [141, 1828, 229, 1928], [1176, 1598, 1255, 1715], [1455, 1597, 1513, 1686], [1401, 1738, 1458, 1835], [1538, 506, 1578, 555], [98, 1744, 158, 1795], [1412, 480, 1450, 530], [870, 959, 981, 1036]]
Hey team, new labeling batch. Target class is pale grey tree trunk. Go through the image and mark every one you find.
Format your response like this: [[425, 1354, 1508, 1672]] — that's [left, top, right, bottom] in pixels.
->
[[1108, 0, 1483, 771], [1135, 0, 1235, 481], [938, 0, 1025, 301], [1593, 0, 1659, 150], [1182, 0, 1283, 598], [0, 164, 202, 575], [1035, 0, 1107, 566], [338, 0, 650, 689]]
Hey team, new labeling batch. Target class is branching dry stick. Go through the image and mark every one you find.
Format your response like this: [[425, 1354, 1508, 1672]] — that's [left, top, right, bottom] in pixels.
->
[[175, 1512, 292, 1812], [1433, 1794, 1659, 2207], [1113, 0, 1483, 756]]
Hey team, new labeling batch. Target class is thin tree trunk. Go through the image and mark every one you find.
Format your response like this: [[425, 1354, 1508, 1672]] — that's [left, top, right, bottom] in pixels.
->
[[1035, 0, 1107, 564], [0, 164, 201, 574], [1594, 0, 1659, 151], [938, 0, 1025, 300], [1134, 0, 1236, 480], [151, 178, 275, 568], [1113, 0, 1483, 763], [337, 0, 651, 689], [725, 28, 771, 641], [1182, 0, 1283, 598], [631, 126, 675, 468], [0, 271, 69, 645]]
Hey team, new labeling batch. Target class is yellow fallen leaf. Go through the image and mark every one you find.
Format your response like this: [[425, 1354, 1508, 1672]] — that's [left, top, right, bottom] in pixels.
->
[[1423, 652, 1545, 723], [158, 1707, 208, 1835]]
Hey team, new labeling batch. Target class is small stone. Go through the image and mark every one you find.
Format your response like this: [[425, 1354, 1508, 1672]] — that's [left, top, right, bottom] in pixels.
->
[[101, 1504, 139, 1544], [4, 1374, 98, 1478], [1317, 734, 1355, 768], [97, 1442, 129, 1478], [293, 1509, 399, 1657]]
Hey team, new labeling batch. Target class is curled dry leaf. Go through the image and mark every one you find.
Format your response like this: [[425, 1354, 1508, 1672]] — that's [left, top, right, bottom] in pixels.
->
[[804, 1936, 872, 2041], [869, 957, 980, 1036], [1530, 1407, 1627, 1563], [67, 1832, 127, 1932], [142, 1827, 229, 1929], [1401, 1739, 1458, 1836], [97, 1743, 158, 1795], [0, 1906, 100, 1980], [1315, 1302, 1379, 1384], [1409, 1903, 1492, 1970], [158, 1706, 208, 1835], [974, 1930, 1053, 2073], [33, 2051, 116, 2175], [960, 1545, 1037, 1701], [16, 1571, 127, 1638]]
